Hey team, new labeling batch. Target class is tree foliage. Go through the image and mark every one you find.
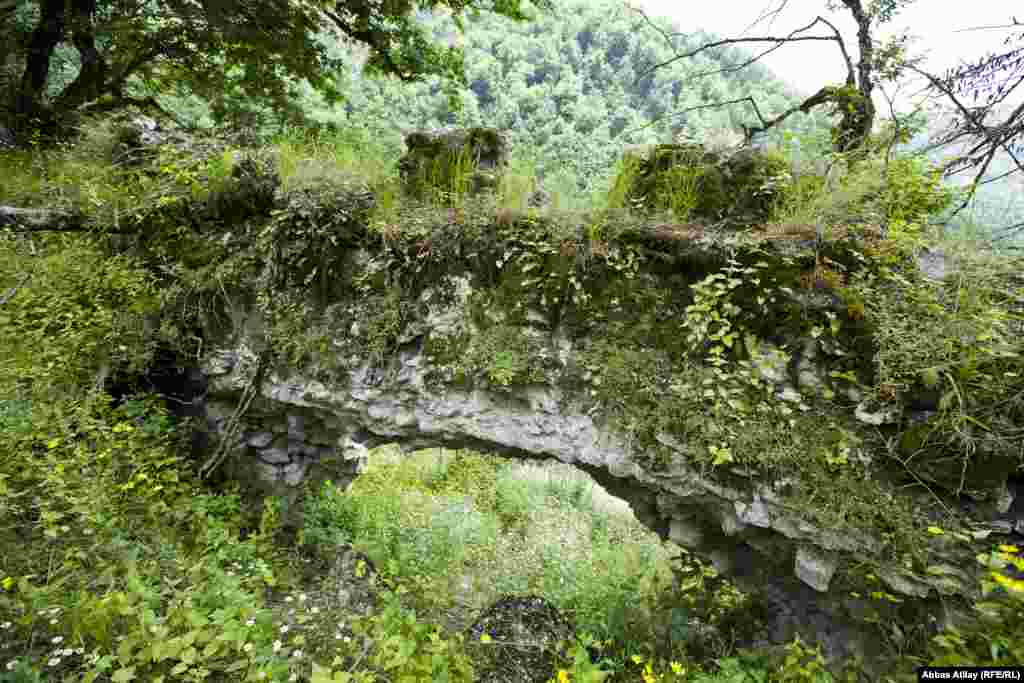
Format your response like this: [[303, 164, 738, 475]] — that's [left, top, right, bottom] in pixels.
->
[[0, 0, 553, 140], [281, 0, 829, 198]]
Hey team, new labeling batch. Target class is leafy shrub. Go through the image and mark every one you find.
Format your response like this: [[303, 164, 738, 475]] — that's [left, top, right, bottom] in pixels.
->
[[425, 450, 501, 512], [0, 233, 160, 396], [847, 248, 1024, 495], [917, 544, 1024, 667], [0, 660, 48, 683], [313, 585, 475, 682]]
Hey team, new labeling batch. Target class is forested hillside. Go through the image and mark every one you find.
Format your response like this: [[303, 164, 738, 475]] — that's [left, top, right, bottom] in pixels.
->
[[157, 0, 831, 201]]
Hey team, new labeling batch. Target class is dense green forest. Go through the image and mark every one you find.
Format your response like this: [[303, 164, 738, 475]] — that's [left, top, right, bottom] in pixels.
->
[[151, 0, 830, 202]]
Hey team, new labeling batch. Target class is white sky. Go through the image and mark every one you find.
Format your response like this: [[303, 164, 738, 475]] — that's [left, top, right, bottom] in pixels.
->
[[625, 0, 1019, 108]]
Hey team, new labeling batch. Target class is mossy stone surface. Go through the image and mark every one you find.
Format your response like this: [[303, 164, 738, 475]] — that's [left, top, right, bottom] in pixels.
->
[[614, 143, 792, 226]]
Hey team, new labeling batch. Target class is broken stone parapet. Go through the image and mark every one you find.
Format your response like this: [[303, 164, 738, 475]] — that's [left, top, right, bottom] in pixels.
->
[[397, 127, 511, 199], [615, 143, 791, 225]]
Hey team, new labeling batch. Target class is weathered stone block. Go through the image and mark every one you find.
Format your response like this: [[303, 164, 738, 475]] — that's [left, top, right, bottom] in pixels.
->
[[257, 446, 290, 464], [398, 127, 510, 199], [613, 142, 792, 225], [246, 431, 274, 448], [795, 546, 838, 592]]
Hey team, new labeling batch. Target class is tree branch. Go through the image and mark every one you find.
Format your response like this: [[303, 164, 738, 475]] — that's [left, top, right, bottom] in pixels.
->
[[908, 63, 1024, 218], [740, 86, 836, 141], [0, 205, 134, 233], [321, 8, 420, 82], [54, 0, 108, 112], [635, 16, 851, 82], [621, 96, 770, 139]]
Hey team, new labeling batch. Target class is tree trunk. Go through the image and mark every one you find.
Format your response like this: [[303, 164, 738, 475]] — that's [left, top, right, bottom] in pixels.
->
[[15, 0, 66, 122], [55, 0, 107, 112], [837, 0, 877, 153]]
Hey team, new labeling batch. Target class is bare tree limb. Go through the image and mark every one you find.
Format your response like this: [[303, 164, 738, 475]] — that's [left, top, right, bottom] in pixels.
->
[[621, 96, 771, 138], [740, 0, 792, 36], [0, 272, 31, 306], [907, 63, 1024, 220], [633, 16, 852, 83], [953, 19, 1024, 33], [622, 1, 880, 153], [0, 205, 135, 233]]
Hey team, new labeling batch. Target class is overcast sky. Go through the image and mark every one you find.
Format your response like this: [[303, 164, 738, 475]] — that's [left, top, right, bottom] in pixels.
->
[[625, 0, 1019, 108]]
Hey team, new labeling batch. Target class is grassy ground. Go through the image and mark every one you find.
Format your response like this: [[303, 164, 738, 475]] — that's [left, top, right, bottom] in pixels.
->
[[286, 447, 780, 681]]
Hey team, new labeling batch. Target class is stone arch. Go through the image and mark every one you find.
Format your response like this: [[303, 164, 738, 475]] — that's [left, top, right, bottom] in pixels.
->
[[194, 335, 938, 673]]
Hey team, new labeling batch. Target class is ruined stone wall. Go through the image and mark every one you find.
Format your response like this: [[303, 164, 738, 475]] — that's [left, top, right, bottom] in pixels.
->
[[176, 127, 1023, 673]]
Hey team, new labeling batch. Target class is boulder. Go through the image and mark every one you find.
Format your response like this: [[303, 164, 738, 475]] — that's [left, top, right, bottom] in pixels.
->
[[111, 115, 165, 167], [614, 142, 792, 225], [398, 127, 511, 200], [0, 125, 16, 150], [465, 595, 574, 683]]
